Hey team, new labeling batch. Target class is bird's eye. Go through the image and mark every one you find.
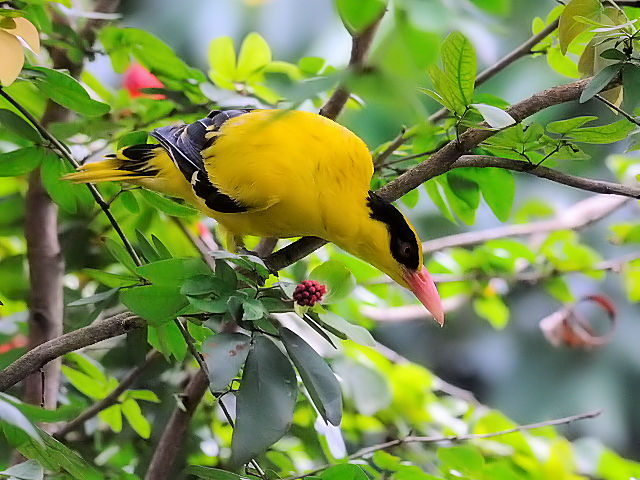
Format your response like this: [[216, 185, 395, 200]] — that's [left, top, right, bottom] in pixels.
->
[[402, 244, 411, 257]]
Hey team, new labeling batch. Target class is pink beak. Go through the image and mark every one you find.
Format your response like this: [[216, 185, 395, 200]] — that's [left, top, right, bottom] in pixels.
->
[[403, 266, 445, 326]]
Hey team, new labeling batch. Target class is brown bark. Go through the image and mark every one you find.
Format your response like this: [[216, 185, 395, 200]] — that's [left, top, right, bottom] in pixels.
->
[[24, 166, 64, 410], [144, 370, 209, 480]]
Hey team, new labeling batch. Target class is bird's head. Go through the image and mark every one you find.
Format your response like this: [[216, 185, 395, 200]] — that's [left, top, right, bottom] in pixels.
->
[[344, 191, 444, 325]]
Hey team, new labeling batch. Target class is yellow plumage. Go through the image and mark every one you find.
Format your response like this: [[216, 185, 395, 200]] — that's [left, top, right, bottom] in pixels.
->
[[65, 109, 444, 323]]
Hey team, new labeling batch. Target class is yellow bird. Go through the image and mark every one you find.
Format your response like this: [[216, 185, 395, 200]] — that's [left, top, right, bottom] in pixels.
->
[[65, 109, 444, 324]]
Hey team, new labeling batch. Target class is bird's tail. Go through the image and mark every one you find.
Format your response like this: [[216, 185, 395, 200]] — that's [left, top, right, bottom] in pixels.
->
[[63, 144, 164, 184]]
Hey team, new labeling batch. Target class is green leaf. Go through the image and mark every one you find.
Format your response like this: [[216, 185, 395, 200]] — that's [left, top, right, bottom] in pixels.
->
[[425, 180, 456, 223], [439, 171, 479, 225], [118, 190, 139, 213], [333, 358, 391, 415], [623, 64, 640, 111], [27, 67, 110, 116], [147, 322, 187, 361], [0, 397, 41, 445], [0, 109, 40, 143], [236, 33, 271, 81], [61, 365, 110, 400], [544, 277, 575, 302], [208, 36, 237, 88], [41, 153, 79, 214], [401, 188, 419, 209], [475, 168, 514, 222], [309, 260, 356, 303], [242, 298, 267, 321], [121, 398, 150, 438], [65, 352, 107, 382], [139, 189, 197, 217], [429, 32, 476, 116], [180, 274, 229, 296], [202, 333, 251, 392], [185, 466, 250, 479], [0, 146, 43, 177], [565, 118, 634, 144], [471, 103, 515, 129], [437, 446, 484, 476], [67, 287, 119, 307], [600, 48, 627, 60], [125, 389, 160, 403], [546, 115, 598, 134], [623, 259, 640, 302], [579, 63, 622, 103], [5, 426, 101, 480], [0, 459, 43, 480], [98, 404, 122, 433], [320, 464, 368, 480], [319, 312, 376, 346], [473, 295, 509, 329], [136, 257, 210, 286], [83, 268, 138, 288], [117, 130, 148, 149], [280, 327, 342, 426], [120, 285, 188, 325], [558, 0, 603, 54], [299, 56, 325, 74], [335, 0, 386, 33], [0, 394, 81, 423], [230, 336, 297, 467], [104, 237, 138, 274]]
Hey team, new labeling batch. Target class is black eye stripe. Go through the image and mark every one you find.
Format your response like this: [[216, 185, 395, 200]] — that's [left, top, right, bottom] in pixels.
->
[[367, 191, 420, 270]]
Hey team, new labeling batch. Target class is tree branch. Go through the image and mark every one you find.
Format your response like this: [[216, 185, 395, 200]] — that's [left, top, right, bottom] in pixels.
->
[[266, 77, 606, 271], [53, 350, 160, 439], [452, 155, 640, 199], [285, 409, 602, 480], [422, 195, 630, 253], [318, 10, 385, 120], [144, 369, 209, 480], [0, 313, 145, 393]]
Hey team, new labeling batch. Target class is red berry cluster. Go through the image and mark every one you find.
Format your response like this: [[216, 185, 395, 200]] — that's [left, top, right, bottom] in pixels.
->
[[293, 280, 327, 306]]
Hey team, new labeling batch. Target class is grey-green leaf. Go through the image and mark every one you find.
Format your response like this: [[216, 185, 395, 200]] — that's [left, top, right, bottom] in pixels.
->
[[280, 327, 342, 426], [0, 397, 42, 444], [230, 335, 297, 467], [202, 333, 251, 392], [579, 63, 622, 103], [0, 459, 44, 480]]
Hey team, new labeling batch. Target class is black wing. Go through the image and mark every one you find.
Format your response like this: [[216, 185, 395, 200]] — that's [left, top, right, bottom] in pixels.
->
[[150, 109, 253, 213]]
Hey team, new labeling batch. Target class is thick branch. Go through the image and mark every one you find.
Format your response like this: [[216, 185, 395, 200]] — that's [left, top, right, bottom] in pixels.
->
[[266, 77, 600, 271], [144, 370, 209, 480], [319, 11, 385, 120], [54, 350, 160, 439], [422, 195, 630, 253], [286, 410, 601, 480], [0, 313, 145, 392], [452, 155, 640, 199]]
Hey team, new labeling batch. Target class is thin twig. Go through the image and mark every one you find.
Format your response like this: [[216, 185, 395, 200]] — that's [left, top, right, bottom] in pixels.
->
[[0, 88, 141, 267], [452, 155, 640, 199], [285, 409, 602, 480], [319, 10, 385, 120], [172, 218, 217, 271], [422, 195, 629, 253], [54, 350, 161, 439], [595, 94, 640, 127]]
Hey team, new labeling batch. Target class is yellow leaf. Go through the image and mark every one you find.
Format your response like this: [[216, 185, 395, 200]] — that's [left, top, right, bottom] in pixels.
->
[[10, 17, 40, 54], [558, 0, 602, 54], [0, 30, 24, 86]]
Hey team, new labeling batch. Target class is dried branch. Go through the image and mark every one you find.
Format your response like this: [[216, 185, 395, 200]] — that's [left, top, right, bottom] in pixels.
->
[[54, 350, 160, 439], [319, 10, 385, 120], [452, 155, 640, 199], [422, 195, 630, 253], [144, 370, 209, 480], [266, 77, 606, 271], [286, 409, 602, 480], [0, 313, 145, 393]]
